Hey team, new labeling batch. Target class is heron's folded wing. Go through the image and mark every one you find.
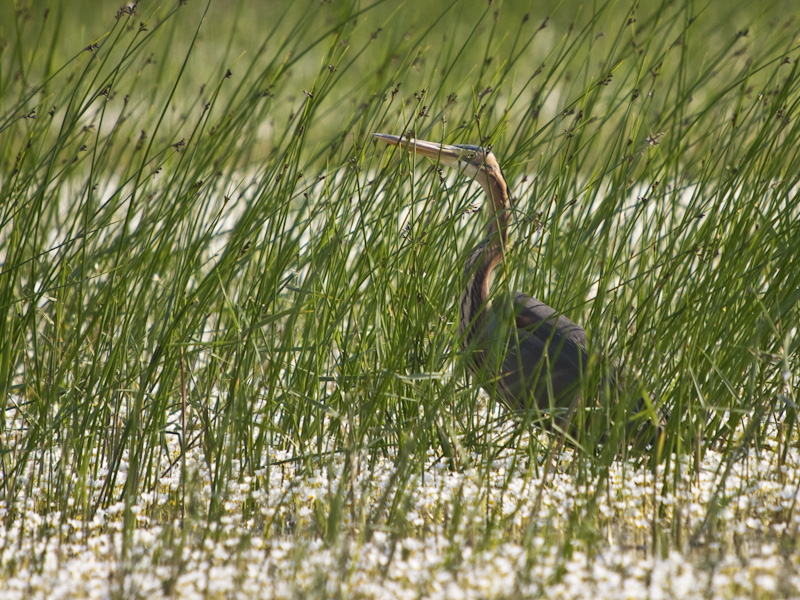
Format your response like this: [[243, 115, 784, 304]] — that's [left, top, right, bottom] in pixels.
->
[[511, 292, 587, 347]]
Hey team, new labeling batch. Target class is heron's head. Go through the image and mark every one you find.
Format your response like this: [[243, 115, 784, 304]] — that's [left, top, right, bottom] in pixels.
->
[[374, 133, 509, 206]]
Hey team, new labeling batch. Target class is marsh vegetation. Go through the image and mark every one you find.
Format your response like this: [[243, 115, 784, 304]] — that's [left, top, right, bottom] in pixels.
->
[[1, 0, 799, 597]]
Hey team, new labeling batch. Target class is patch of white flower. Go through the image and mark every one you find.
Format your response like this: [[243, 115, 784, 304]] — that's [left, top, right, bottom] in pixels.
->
[[1, 409, 799, 600]]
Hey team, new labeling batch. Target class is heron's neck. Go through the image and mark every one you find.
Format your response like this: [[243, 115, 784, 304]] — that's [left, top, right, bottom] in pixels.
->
[[458, 175, 510, 342], [478, 172, 510, 246]]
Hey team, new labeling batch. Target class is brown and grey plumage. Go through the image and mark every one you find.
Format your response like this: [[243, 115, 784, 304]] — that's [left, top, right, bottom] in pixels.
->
[[374, 133, 596, 427]]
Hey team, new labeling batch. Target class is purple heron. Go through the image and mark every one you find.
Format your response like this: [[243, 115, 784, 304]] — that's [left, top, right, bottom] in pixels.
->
[[375, 133, 607, 429]]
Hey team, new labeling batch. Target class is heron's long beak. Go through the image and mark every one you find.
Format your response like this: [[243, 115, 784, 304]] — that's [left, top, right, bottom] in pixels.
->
[[373, 133, 463, 168]]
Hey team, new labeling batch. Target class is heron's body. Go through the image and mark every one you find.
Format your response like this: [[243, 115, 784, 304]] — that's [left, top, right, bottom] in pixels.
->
[[375, 133, 592, 424]]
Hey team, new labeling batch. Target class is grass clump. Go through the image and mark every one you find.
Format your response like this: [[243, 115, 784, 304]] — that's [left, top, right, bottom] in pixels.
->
[[1, 0, 799, 597]]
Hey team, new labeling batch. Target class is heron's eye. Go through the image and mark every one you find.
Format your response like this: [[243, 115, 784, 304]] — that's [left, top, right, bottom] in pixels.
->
[[466, 152, 475, 160]]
